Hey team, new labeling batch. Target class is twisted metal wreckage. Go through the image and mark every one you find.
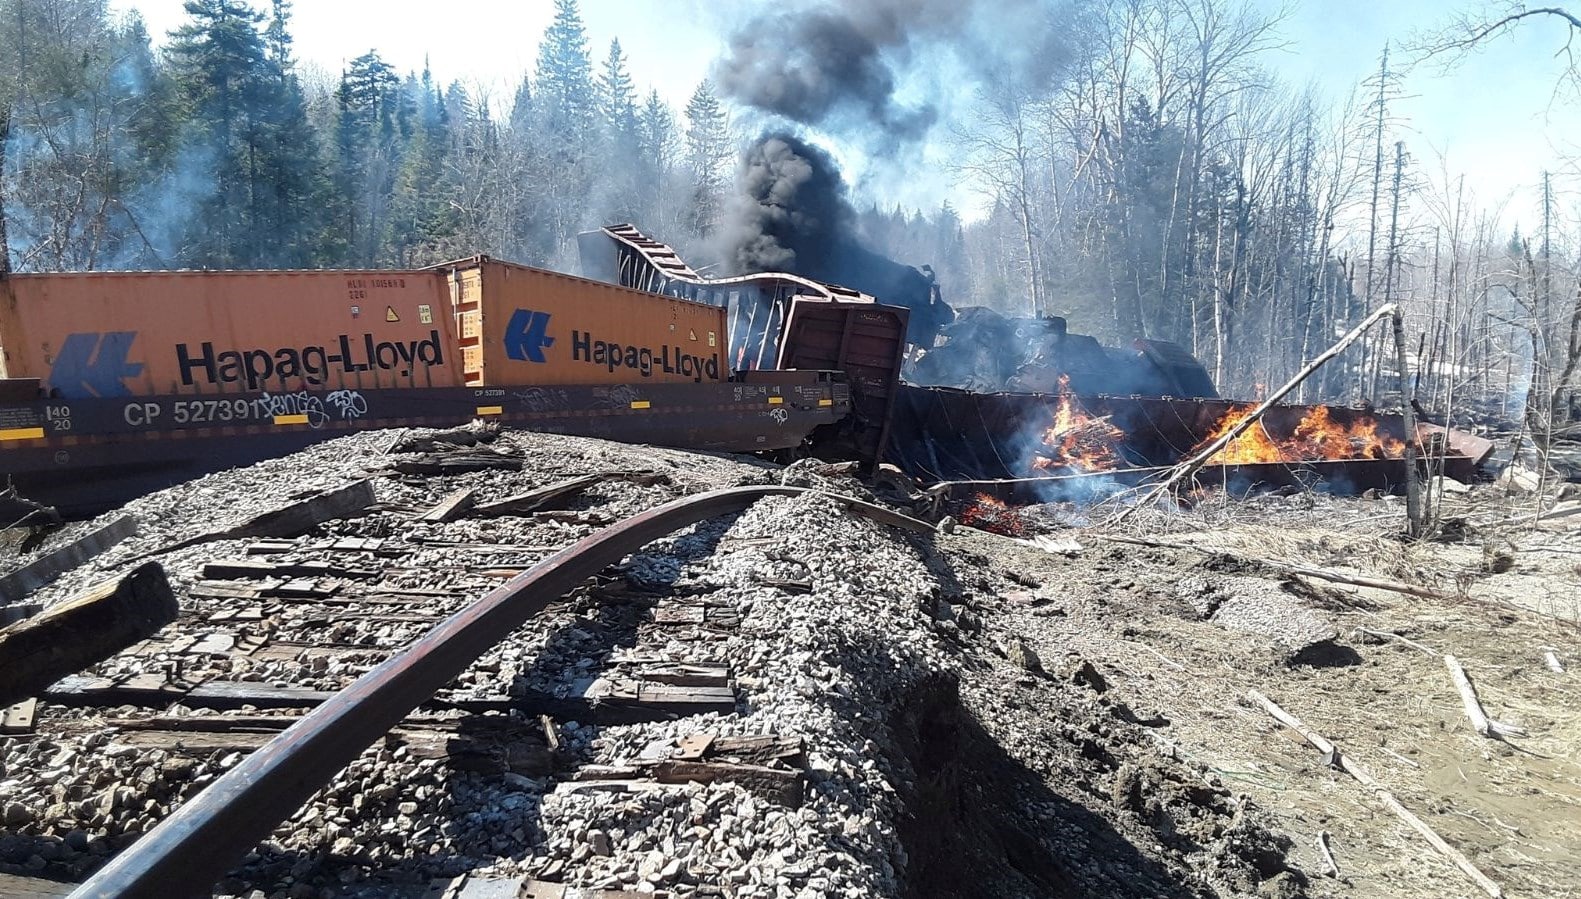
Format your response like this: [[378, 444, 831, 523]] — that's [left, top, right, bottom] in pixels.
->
[[581, 224, 1494, 505]]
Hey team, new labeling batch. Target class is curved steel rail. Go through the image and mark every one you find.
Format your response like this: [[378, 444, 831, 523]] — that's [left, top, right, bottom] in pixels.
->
[[70, 485, 932, 898]]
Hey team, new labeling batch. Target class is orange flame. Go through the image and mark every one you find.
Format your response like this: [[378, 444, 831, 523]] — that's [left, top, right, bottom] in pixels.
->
[[1032, 375, 1126, 473], [959, 493, 1028, 536], [1194, 404, 1407, 465]]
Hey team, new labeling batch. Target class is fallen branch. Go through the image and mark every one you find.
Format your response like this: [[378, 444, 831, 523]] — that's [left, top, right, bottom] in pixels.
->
[[1354, 627, 1440, 656], [1378, 746, 1421, 769], [1444, 654, 1526, 739], [1115, 304, 1398, 524], [1281, 564, 1455, 601], [1247, 689, 1503, 898], [1316, 829, 1340, 878]]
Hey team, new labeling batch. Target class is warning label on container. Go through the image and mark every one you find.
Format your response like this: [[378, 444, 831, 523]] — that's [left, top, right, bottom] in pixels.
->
[[385, 306, 400, 322]]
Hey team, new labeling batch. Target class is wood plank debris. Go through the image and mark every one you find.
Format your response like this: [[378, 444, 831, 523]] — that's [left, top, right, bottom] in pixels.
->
[[710, 733, 806, 766], [0, 514, 137, 603], [471, 475, 600, 518], [420, 488, 477, 523], [653, 759, 803, 807], [201, 559, 377, 580], [108, 714, 305, 733], [0, 562, 179, 707], [45, 674, 189, 707], [45, 675, 334, 710], [514, 669, 738, 724], [116, 730, 277, 753], [390, 450, 525, 475], [142, 481, 377, 559]]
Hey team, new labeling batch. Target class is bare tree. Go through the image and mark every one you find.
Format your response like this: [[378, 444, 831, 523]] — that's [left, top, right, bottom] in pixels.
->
[[954, 76, 1047, 316], [1412, 4, 1581, 97]]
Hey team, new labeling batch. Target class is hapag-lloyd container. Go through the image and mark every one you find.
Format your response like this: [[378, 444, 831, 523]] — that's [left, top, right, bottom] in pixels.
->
[[0, 269, 462, 397], [0, 257, 730, 398], [434, 256, 727, 388]]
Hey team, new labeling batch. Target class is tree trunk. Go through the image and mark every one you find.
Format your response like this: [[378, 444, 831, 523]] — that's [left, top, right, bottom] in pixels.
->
[[0, 103, 10, 276], [1392, 309, 1424, 537]]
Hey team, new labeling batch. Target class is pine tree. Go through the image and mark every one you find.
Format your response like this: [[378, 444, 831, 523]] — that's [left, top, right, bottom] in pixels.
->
[[166, 0, 275, 266], [534, 0, 595, 136], [387, 65, 460, 265], [249, 0, 329, 266], [596, 39, 641, 223], [600, 39, 638, 136], [637, 89, 679, 233], [683, 79, 731, 238], [334, 51, 399, 264], [530, 0, 597, 261]]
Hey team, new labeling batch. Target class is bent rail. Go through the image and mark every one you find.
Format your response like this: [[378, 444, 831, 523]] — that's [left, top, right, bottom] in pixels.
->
[[70, 486, 931, 898]]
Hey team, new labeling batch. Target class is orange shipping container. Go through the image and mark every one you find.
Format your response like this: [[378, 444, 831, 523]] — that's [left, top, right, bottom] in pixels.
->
[[436, 257, 727, 387], [0, 269, 462, 397], [0, 258, 731, 400]]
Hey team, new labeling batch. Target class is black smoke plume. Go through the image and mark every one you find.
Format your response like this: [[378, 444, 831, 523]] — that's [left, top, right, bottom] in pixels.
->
[[714, 5, 939, 141], [722, 133, 953, 346], [714, 0, 1073, 145]]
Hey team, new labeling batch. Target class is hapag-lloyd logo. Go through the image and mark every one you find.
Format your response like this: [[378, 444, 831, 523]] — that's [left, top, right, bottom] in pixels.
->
[[504, 308, 719, 381], [48, 332, 144, 398]]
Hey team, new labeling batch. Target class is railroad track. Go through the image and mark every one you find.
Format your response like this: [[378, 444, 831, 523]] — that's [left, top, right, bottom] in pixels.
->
[[0, 431, 935, 898]]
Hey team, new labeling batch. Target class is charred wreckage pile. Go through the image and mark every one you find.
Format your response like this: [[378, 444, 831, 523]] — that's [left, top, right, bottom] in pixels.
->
[[584, 133, 1494, 512]]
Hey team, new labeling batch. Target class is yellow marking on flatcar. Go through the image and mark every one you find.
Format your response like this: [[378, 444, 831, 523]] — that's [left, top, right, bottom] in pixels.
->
[[818, 398, 833, 407], [630, 400, 651, 410], [273, 414, 309, 426], [476, 405, 504, 416], [768, 396, 784, 405], [0, 427, 45, 441]]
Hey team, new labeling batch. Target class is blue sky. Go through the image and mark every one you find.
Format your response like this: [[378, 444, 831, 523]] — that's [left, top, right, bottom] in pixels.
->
[[112, 0, 1577, 232]]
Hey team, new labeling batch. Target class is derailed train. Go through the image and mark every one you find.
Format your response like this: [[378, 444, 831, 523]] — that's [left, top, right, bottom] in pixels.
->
[[0, 225, 1479, 519], [0, 255, 877, 516]]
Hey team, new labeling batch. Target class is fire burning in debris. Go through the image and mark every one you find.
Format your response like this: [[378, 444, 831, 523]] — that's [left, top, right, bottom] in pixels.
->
[[1032, 375, 1126, 473], [1194, 404, 1407, 465], [959, 493, 1029, 537]]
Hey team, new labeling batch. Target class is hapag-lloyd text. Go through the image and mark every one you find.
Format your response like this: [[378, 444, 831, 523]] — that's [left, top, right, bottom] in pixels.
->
[[176, 331, 444, 389], [570, 330, 720, 382]]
